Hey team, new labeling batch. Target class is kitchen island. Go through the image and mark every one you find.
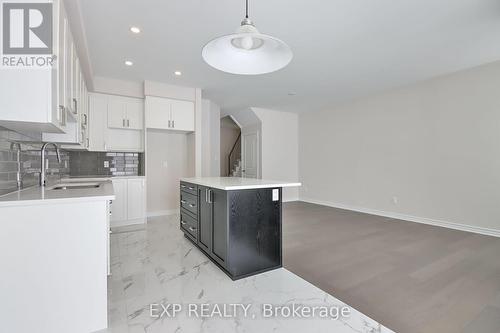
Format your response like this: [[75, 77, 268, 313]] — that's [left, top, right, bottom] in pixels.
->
[[179, 177, 301, 280]]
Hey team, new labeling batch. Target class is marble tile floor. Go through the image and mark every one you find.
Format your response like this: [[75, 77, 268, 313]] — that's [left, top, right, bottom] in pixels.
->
[[97, 215, 395, 333]]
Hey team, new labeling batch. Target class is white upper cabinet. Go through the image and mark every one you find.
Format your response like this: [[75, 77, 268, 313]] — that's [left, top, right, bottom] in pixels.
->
[[126, 99, 145, 130], [108, 98, 127, 129], [0, 0, 89, 138], [0, 1, 67, 134], [108, 96, 144, 130], [170, 99, 195, 131], [145, 96, 194, 132], [88, 93, 108, 151], [88, 93, 144, 152]]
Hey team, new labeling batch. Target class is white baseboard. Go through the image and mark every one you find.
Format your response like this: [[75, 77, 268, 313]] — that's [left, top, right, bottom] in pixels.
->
[[300, 197, 500, 238], [147, 210, 178, 218]]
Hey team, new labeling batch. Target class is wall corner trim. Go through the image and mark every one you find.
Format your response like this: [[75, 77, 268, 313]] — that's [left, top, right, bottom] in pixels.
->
[[299, 197, 500, 238]]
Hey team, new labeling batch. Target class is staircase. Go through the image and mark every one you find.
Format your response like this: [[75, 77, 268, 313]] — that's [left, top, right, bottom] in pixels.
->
[[231, 159, 242, 177], [227, 133, 241, 177]]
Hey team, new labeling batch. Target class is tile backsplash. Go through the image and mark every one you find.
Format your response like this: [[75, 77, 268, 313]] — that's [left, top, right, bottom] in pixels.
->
[[0, 127, 70, 196], [69, 151, 144, 177]]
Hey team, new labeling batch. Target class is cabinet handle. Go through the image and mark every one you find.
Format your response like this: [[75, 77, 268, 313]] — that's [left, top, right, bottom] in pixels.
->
[[189, 226, 197, 232], [58, 105, 66, 126], [172, 120, 175, 128], [127, 119, 130, 127], [122, 119, 125, 127], [73, 98, 78, 114], [181, 184, 186, 188], [188, 186, 194, 190], [168, 120, 171, 128], [189, 203, 196, 208], [180, 200, 187, 204], [180, 220, 187, 225], [206, 189, 212, 203]]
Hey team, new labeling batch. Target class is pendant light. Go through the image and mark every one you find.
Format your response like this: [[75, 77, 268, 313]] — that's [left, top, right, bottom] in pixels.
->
[[202, 0, 293, 75]]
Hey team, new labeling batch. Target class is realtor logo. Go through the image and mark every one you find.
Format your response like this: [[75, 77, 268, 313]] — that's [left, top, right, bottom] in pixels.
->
[[2, 2, 52, 54]]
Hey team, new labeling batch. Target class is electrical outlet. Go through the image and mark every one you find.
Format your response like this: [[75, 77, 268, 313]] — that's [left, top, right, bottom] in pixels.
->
[[392, 196, 398, 205], [162, 161, 168, 168]]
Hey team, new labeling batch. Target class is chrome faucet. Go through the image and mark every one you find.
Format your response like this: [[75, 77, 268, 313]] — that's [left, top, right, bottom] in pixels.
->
[[40, 142, 61, 186], [10, 142, 22, 190]]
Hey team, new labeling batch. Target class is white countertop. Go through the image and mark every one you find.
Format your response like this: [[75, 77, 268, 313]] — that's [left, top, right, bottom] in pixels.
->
[[62, 175, 145, 181], [0, 180, 115, 207], [181, 177, 301, 191]]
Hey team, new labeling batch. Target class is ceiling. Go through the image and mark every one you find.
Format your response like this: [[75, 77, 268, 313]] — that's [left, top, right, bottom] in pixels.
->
[[79, 0, 500, 113]]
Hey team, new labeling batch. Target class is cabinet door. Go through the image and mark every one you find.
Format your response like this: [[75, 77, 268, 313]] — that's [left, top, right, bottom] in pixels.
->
[[108, 97, 126, 129], [111, 179, 127, 223], [211, 188, 227, 265], [145, 96, 170, 129], [198, 186, 212, 253], [65, 26, 74, 113], [127, 179, 145, 220], [170, 99, 194, 131], [88, 94, 108, 151], [73, 57, 80, 115], [57, 4, 67, 110], [126, 99, 144, 130]]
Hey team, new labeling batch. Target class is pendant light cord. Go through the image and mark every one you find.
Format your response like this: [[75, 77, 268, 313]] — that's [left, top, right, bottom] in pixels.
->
[[246, 0, 249, 18]]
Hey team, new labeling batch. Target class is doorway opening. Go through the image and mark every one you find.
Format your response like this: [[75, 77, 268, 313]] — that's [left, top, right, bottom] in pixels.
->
[[220, 116, 241, 177]]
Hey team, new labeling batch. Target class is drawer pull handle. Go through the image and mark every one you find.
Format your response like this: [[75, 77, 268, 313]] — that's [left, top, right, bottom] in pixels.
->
[[181, 185, 186, 188], [180, 200, 187, 204], [188, 186, 195, 190], [189, 204, 196, 208], [189, 227, 197, 232], [180, 220, 187, 225]]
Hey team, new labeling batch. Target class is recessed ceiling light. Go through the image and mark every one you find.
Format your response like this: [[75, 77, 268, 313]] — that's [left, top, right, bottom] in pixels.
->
[[130, 26, 141, 34], [124, 60, 133, 66], [174, 71, 182, 76]]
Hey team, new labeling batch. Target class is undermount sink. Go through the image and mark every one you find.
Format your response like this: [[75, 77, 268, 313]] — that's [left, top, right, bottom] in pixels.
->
[[50, 182, 101, 190]]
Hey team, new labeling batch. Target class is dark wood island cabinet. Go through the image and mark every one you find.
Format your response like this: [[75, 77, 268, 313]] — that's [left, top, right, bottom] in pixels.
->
[[179, 177, 300, 280]]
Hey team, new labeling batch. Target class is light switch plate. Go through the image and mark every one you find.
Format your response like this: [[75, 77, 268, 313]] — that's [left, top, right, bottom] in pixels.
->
[[104, 161, 109, 168], [272, 189, 279, 201]]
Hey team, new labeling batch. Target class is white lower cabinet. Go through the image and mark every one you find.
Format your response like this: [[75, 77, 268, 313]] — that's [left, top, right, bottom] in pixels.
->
[[111, 178, 146, 227]]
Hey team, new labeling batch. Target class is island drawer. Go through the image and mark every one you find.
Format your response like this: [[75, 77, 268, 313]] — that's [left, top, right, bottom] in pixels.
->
[[180, 182, 197, 196], [180, 191, 198, 216], [180, 210, 198, 239]]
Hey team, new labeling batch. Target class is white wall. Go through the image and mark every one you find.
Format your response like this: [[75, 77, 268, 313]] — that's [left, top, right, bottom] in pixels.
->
[[253, 108, 299, 202], [201, 99, 221, 177], [146, 130, 194, 216], [299, 61, 500, 233], [93, 76, 144, 98]]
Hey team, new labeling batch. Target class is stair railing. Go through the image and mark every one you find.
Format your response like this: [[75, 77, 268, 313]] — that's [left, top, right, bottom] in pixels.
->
[[228, 133, 241, 176]]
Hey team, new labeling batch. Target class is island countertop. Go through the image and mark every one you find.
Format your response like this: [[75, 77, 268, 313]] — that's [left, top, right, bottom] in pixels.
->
[[180, 177, 301, 191]]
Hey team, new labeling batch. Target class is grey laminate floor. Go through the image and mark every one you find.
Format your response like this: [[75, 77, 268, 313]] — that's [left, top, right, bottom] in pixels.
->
[[283, 201, 500, 333]]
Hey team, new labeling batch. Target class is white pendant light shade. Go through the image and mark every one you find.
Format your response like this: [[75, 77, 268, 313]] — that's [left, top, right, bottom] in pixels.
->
[[202, 2, 292, 75]]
